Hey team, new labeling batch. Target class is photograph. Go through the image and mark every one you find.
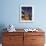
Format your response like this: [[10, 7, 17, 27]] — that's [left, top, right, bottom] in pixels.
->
[[20, 5, 34, 22]]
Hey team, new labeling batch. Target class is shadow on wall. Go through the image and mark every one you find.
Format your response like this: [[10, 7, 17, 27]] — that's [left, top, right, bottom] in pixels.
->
[[0, 24, 6, 43]]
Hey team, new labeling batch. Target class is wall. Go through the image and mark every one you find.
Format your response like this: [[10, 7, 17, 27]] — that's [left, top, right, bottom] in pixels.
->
[[0, 0, 46, 43], [0, 0, 45, 28], [0, 0, 46, 29]]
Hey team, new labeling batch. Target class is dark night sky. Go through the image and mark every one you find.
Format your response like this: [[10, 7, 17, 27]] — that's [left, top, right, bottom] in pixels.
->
[[22, 7, 32, 13]]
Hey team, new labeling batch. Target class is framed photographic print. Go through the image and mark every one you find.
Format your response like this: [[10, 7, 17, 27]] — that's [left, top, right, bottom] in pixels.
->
[[20, 5, 34, 22]]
